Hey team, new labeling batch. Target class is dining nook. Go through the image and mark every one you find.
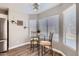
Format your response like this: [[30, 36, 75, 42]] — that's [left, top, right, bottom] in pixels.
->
[[0, 3, 78, 56]]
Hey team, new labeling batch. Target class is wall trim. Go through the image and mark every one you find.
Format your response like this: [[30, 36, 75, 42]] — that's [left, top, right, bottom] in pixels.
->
[[9, 42, 30, 50], [53, 48, 66, 56]]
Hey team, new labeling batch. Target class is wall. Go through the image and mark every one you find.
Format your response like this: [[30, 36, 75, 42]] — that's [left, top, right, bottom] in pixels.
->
[[9, 8, 29, 49], [29, 14, 38, 20], [38, 3, 76, 56]]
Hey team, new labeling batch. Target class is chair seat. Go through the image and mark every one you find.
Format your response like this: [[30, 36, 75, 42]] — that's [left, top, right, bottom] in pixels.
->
[[40, 41, 51, 46], [31, 37, 39, 44], [44, 46, 52, 49], [31, 40, 38, 44], [31, 38, 38, 41]]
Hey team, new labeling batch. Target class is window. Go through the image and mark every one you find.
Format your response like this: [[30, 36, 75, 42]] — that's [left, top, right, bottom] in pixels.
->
[[48, 15, 59, 42], [63, 4, 76, 50], [29, 20, 36, 37], [39, 18, 48, 39], [39, 15, 59, 42]]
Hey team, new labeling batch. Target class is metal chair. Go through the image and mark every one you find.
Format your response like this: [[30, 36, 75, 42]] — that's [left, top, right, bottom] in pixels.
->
[[40, 32, 53, 56], [30, 31, 40, 55]]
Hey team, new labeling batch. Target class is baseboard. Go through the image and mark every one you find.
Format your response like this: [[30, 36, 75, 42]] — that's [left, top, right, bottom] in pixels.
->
[[9, 42, 30, 50], [52, 48, 66, 56]]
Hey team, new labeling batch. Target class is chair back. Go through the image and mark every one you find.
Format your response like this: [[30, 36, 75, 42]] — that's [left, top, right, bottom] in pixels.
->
[[49, 32, 53, 45]]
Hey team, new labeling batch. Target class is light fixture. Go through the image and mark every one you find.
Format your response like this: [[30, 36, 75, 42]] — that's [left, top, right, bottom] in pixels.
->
[[32, 3, 39, 12], [10, 20, 17, 24]]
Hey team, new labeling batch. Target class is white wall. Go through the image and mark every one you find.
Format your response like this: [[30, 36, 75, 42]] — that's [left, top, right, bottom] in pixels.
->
[[0, 3, 30, 50], [9, 8, 29, 49]]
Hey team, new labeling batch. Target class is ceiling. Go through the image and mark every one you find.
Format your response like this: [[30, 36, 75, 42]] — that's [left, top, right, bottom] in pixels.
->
[[0, 3, 60, 14], [24, 3, 60, 14]]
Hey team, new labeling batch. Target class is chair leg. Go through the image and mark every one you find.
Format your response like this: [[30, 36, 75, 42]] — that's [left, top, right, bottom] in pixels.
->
[[50, 46, 53, 56], [33, 44, 34, 52], [51, 47, 53, 56], [30, 44, 34, 52], [41, 46, 43, 56], [44, 47, 45, 55], [50, 49, 53, 56], [30, 44, 32, 51], [38, 44, 40, 56]]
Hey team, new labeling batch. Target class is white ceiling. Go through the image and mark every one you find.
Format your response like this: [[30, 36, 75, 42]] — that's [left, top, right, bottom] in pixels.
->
[[0, 3, 60, 14], [24, 3, 60, 14]]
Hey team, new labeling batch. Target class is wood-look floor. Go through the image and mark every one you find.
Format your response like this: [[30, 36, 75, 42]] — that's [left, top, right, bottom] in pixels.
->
[[0, 44, 62, 56]]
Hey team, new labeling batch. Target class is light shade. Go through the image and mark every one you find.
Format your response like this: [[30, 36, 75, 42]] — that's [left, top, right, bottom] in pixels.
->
[[32, 3, 39, 12]]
